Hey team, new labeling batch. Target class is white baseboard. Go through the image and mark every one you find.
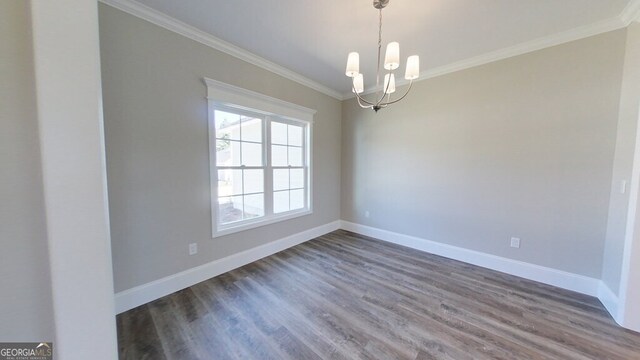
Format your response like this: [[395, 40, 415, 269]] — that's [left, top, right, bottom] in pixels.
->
[[114, 220, 341, 313], [340, 221, 600, 297], [597, 281, 620, 323], [115, 219, 617, 320]]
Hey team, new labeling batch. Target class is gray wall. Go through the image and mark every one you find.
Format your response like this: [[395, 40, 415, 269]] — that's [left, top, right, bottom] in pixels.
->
[[0, 0, 54, 341], [98, 4, 342, 292], [342, 30, 626, 278], [602, 24, 640, 294]]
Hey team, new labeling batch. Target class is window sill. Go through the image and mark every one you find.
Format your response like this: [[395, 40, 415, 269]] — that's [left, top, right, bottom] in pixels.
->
[[212, 209, 312, 238]]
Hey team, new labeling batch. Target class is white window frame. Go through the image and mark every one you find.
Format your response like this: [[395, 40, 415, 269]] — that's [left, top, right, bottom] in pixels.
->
[[205, 78, 315, 238]]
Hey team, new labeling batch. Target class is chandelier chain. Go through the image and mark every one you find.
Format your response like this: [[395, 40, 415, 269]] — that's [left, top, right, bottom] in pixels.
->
[[376, 9, 382, 90]]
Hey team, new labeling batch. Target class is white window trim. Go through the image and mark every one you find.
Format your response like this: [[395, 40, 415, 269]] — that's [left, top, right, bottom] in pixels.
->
[[205, 78, 315, 238]]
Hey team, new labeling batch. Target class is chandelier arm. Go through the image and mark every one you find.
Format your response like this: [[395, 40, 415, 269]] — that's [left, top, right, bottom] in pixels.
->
[[351, 84, 375, 109], [379, 80, 414, 106], [356, 93, 376, 106], [356, 94, 374, 109]]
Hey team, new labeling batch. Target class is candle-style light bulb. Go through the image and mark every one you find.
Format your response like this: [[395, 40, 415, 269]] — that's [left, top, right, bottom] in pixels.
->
[[352, 74, 364, 94], [384, 42, 400, 70], [405, 55, 420, 80], [345, 52, 360, 77], [383, 73, 396, 94]]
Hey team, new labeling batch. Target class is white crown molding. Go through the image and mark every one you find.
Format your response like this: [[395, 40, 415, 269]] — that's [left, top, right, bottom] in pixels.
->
[[101, 0, 638, 102], [343, 16, 627, 99], [620, 0, 640, 26], [98, 0, 343, 100]]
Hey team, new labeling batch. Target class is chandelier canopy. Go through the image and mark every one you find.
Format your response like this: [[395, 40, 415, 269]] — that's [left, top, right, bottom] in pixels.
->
[[345, 0, 420, 112]]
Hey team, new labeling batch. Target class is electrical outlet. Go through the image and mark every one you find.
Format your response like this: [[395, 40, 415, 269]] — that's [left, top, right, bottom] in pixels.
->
[[365, 210, 370, 218], [510, 237, 521, 249], [189, 243, 198, 255]]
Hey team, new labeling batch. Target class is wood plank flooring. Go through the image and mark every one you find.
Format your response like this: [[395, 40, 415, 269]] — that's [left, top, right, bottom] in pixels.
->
[[117, 230, 640, 359]]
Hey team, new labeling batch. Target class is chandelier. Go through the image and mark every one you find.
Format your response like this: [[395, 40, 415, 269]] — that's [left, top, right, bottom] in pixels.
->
[[345, 0, 420, 112]]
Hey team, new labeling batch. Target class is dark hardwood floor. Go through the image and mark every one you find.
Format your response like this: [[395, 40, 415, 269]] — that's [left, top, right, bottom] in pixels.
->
[[117, 230, 640, 359]]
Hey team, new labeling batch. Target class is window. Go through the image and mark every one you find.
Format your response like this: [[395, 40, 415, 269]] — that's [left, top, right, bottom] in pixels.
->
[[206, 78, 314, 237], [215, 109, 265, 223], [271, 121, 306, 214]]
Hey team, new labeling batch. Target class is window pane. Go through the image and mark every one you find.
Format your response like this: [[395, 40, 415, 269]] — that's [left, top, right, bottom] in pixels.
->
[[288, 146, 303, 166], [271, 122, 287, 145], [241, 117, 262, 143], [272, 145, 288, 166], [242, 142, 262, 166], [215, 110, 241, 140], [243, 193, 264, 219], [217, 140, 241, 166], [290, 169, 304, 189], [219, 195, 243, 224], [274, 190, 289, 214], [243, 169, 263, 194], [273, 169, 289, 191], [288, 125, 303, 146], [218, 169, 242, 197], [290, 189, 304, 210]]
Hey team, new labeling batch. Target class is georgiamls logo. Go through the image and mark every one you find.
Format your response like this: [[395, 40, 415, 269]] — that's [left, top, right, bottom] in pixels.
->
[[0, 342, 53, 360]]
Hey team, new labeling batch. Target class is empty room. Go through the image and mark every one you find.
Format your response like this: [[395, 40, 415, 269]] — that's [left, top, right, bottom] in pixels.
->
[[4, 0, 640, 359]]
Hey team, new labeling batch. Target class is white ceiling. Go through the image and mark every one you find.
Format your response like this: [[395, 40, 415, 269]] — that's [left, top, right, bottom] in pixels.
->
[[130, 0, 634, 96]]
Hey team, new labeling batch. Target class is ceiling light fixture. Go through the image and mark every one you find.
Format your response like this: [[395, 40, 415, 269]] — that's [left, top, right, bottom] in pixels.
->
[[346, 0, 420, 112]]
